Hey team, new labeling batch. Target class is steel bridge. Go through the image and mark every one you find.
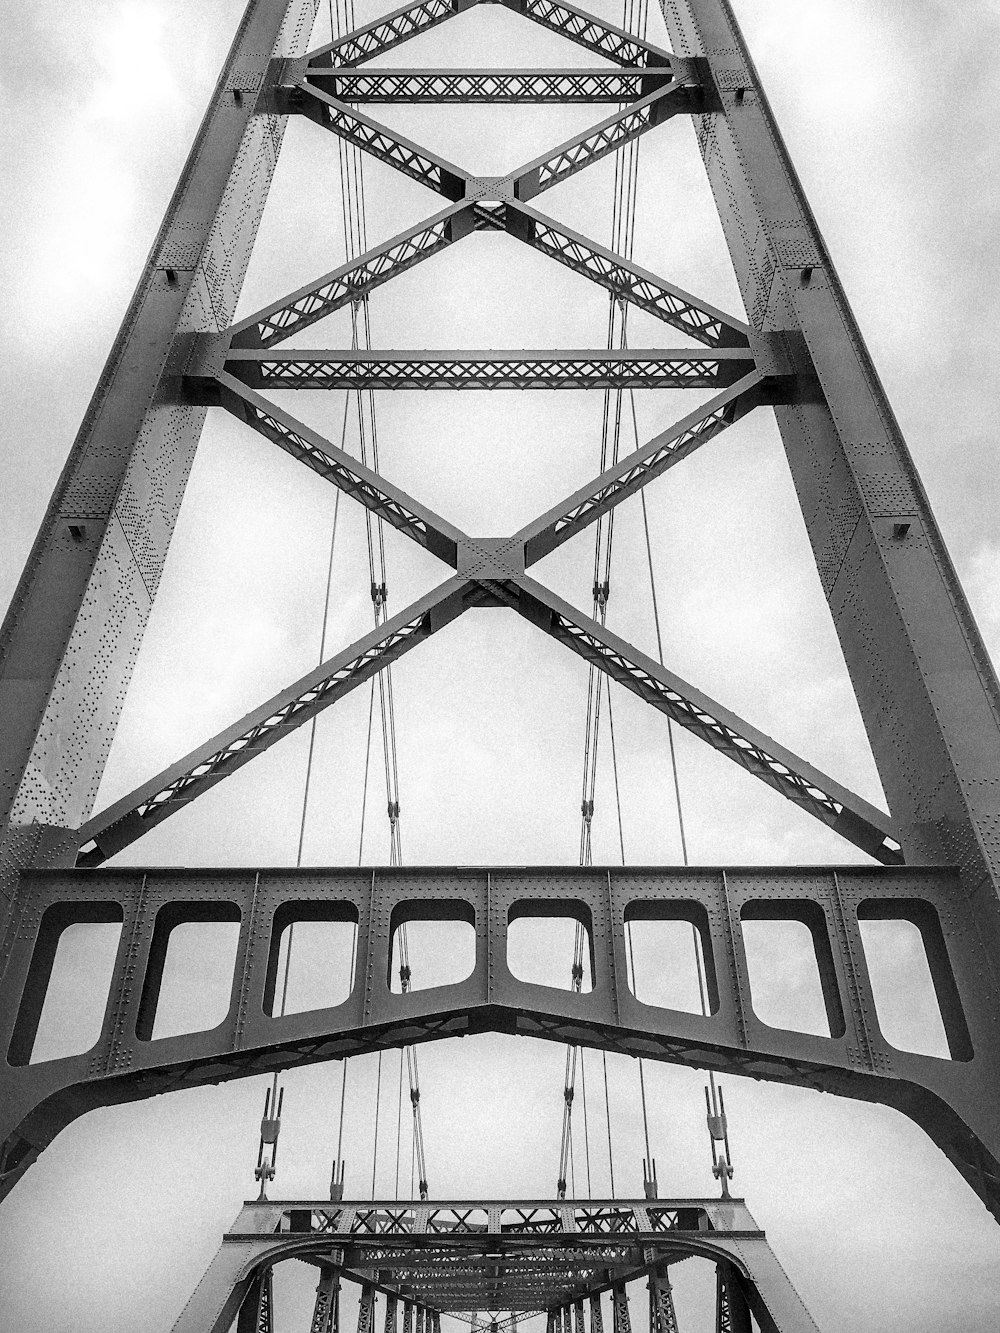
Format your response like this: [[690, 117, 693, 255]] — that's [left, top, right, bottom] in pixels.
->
[[2, 0, 999, 1327]]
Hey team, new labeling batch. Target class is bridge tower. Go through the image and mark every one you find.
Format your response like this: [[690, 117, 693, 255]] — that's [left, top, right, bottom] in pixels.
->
[[1, 0, 999, 1326]]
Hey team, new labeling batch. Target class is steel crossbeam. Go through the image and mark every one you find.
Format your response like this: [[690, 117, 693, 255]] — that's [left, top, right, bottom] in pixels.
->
[[2, 866, 995, 1233], [515, 375, 765, 562], [509, 576, 901, 863], [502, 202, 749, 346], [299, 68, 668, 103], [218, 346, 755, 391], [500, 0, 675, 68], [213, 375, 466, 561], [74, 578, 482, 867]]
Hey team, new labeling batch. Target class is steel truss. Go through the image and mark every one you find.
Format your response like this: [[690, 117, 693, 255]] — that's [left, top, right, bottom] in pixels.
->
[[169, 1197, 815, 1333], [2, 0, 1000, 1319]]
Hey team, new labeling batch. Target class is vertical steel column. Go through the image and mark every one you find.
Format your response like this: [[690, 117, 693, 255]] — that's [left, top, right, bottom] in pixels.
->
[[236, 1266, 273, 1333], [612, 1286, 631, 1333], [0, 0, 319, 909], [648, 1272, 678, 1333], [359, 1286, 376, 1333], [659, 0, 1000, 923], [385, 1293, 399, 1333], [715, 1263, 752, 1333], [312, 1268, 342, 1333], [590, 1294, 605, 1333]]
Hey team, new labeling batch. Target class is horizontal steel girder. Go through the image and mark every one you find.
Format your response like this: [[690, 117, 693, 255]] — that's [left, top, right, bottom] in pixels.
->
[[297, 67, 673, 103], [216, 347, 756, 390], [3, 866, 996, 1236]]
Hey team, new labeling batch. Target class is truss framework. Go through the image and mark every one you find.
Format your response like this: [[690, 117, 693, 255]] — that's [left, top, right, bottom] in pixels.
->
[[1, 2, 1000, 1313], [170, 1197, 814, 1333]]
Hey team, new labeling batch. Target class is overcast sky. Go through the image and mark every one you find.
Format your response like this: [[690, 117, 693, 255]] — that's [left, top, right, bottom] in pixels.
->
[[3, 1, 1000, 1330]]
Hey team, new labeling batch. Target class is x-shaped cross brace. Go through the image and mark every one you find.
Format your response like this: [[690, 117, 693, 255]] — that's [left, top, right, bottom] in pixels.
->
[[223, 46, 746, 360], [77, 370, 900, 867]]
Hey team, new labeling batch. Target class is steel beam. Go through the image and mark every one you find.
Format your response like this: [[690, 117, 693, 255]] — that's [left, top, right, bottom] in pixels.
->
[[510, 81, 696, 199], [502, 202, 749, 346], [68, 553, 893, 866], [229, 203, 479, 348], [508, 576, 900, 862], [308, 0, 463, 66], [73, 579, 479, 867], [214, 375, 466, 563], [298, 68, 670, 103], [495, 0, 675, 68], [63, 364, 894, 869], [216, 347, 756, 390], [516, 374, 766, 563], [1, 866, 995, 1222], [294, 85, 470, 198], [228, 198, 747, 352]]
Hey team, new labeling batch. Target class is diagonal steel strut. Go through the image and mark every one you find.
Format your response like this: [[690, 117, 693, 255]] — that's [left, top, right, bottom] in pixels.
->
[[215, 374, 465, 563], [229, 202, 478, 349], [508, 575, 901, 864], [75, 578, 481, 867], [515, 373, 767, 564], [309, 0, 461, 67]]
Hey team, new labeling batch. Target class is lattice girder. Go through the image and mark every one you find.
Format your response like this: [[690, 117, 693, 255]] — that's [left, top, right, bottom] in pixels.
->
[[296, 68, 671, 104]]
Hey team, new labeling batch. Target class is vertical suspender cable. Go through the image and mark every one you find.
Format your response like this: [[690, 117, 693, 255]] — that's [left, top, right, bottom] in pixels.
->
[[556, 0, 652, 1199], [327, 0, 431, 1197]]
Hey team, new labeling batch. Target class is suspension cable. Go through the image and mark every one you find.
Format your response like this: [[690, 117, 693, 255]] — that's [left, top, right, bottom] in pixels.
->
[[328, 0, 431, 1198], [623, 273, 734, 1181], [556, 0, 650, 1200]]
